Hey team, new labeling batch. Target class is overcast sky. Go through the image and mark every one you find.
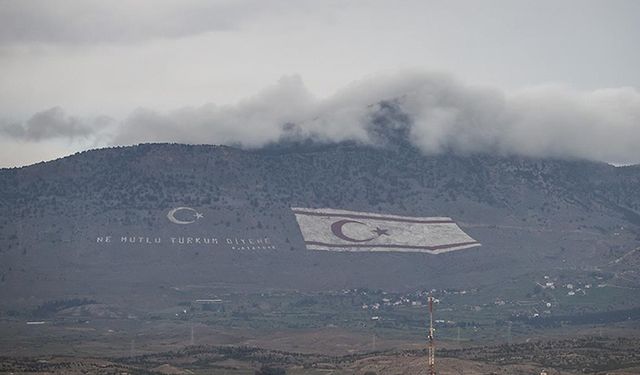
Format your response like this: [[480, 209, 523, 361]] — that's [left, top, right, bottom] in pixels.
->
[[1, 0, 639, 167]]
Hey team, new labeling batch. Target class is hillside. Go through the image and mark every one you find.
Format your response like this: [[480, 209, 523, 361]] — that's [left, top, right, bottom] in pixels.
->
[[1, 142, 640, 310]]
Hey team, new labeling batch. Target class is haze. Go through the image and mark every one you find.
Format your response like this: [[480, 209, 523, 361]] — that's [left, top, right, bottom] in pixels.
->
[[1, 0, 639, 166]]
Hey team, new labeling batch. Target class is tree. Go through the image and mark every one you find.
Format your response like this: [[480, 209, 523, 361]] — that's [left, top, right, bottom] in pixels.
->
[[255, 365, 286, 375]]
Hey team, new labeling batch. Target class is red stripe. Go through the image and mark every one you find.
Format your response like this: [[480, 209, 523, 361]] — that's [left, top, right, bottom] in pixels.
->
[[292, 210, 454, 224], [303, 240, 480, 251]]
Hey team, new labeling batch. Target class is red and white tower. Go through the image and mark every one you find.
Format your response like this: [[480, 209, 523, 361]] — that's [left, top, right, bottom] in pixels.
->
[[427, 292, 436, 375]]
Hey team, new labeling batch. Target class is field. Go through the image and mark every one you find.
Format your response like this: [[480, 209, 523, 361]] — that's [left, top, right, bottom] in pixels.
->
[[2, 336, 640, 375], [2, 272, 640, 374]]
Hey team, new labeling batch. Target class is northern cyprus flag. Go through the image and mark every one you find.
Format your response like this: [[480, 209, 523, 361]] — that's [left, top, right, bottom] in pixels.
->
[[292, 208, 480, 254]]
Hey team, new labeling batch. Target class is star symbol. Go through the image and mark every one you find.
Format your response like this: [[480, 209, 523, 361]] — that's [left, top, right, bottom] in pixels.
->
[[372, 227, 389, 236], [195, 212, 204, 220]]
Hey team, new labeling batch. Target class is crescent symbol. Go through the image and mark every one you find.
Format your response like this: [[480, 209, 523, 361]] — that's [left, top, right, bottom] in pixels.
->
[[331, 219, 377, 243], [167, 207, 200, 225]]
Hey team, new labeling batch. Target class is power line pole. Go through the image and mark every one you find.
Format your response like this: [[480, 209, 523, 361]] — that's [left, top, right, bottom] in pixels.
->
[[130, 338, 135, 357]]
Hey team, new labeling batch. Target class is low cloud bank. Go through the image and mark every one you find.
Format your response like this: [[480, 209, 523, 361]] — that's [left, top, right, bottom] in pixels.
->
[[0, 107, 111, 141], [114, 71, 640, 164], [3, 71, 640, 165]]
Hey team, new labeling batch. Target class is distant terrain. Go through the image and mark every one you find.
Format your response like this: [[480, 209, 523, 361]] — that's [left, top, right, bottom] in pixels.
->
[[1, 142, 640, 372], [2, 337, 640, 375]]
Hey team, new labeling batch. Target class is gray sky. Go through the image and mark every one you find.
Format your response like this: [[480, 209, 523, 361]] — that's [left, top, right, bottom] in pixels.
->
[[1, 0, 640, 167]]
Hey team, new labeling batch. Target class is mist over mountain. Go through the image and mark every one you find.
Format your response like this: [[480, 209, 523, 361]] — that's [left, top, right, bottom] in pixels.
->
[[3, 71, 640, 167], [3, 3, 640, 372]]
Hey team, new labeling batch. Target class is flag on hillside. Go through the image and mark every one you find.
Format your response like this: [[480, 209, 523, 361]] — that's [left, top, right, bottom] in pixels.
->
[[292, 207, 480, 254]]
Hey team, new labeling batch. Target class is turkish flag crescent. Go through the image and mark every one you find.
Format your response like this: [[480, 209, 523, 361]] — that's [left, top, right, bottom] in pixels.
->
[[292, 207, 481, 254]]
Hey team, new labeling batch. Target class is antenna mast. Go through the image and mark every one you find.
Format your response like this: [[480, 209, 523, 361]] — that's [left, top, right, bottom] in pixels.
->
[[428, 292, 436, 375]]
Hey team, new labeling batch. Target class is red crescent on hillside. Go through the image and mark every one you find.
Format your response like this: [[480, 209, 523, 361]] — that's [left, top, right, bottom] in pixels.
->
[[330, 219, 377, 243]]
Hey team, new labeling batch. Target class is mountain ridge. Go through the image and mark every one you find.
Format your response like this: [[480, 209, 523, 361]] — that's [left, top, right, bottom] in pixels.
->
[[1, 142, 639, 309]]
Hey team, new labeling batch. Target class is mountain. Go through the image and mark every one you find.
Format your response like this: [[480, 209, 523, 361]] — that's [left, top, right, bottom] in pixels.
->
[[1, 142, 640, 311]]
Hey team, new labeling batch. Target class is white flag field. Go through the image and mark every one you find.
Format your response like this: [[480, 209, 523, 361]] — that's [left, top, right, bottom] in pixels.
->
[[292, 208, 481, 254]]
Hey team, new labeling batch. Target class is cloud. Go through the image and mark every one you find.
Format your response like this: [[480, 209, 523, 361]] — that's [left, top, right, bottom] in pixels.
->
[[0, 106, 111, 141], [113, 74, 378, 147], [5, 71, 640, 165], [0, 0, 279, 45], [114, 71, 640, 164], [503, 86, 640, 164]]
